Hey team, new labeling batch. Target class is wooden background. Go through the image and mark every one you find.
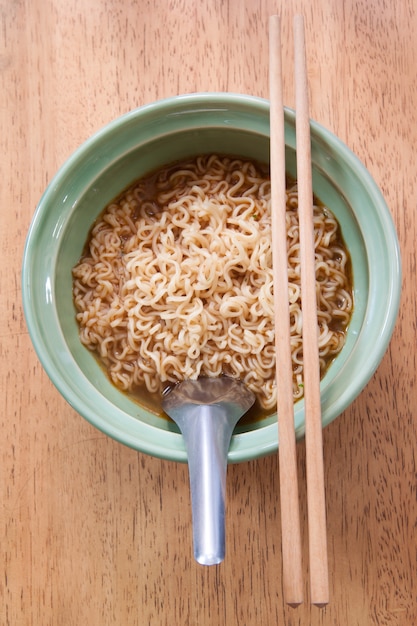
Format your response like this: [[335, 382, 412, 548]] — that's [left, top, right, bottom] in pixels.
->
[[1, 0, 416, 624]]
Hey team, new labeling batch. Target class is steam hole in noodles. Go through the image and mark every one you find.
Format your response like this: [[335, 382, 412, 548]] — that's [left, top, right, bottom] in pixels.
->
[[72, 154, 353, 416]]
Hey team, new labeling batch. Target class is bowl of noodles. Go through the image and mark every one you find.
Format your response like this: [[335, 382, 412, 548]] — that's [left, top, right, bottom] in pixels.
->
[[22, 93, 401, 463]]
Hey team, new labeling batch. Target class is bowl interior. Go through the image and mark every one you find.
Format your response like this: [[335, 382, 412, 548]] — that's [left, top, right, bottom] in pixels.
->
[[22, 93, 401, 462]]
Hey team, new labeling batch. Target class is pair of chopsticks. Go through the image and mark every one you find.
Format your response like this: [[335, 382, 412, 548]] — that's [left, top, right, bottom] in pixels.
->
[[269, 15, 329, 606]]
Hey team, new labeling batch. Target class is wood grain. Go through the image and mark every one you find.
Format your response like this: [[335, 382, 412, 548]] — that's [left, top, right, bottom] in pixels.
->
[[1, 0, 416, 624]]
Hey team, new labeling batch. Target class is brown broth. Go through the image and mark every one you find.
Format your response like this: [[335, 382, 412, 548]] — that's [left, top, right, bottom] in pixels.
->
[[125, 379, 276, 424]]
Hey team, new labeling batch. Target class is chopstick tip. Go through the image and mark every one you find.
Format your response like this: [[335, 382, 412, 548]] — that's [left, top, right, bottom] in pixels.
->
[[287, 601, 303, 609], [269, 14, 280, 28]]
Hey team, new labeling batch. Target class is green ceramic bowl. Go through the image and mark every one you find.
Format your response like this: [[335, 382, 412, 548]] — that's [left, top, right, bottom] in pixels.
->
[[22, 93, 401, 463]]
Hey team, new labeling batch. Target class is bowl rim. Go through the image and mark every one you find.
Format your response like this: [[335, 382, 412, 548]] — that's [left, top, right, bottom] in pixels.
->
[[22, 92, 402, 463]]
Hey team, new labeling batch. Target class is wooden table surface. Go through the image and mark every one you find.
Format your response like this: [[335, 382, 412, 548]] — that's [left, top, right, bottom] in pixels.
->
[[1, 1, 415, 624]]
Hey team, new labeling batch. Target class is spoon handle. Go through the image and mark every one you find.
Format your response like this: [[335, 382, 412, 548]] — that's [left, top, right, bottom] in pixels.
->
[[162, 377, 255, 565], [180, 405, 238, 565]]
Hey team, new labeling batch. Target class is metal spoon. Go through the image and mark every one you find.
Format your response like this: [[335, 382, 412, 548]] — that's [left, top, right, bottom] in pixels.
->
[[162, 377, 255, 565]]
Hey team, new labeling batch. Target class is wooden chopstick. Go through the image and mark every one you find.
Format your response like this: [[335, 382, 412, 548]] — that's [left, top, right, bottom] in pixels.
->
[[269, 14, 303, 607], [293, 14, 329, 606]]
